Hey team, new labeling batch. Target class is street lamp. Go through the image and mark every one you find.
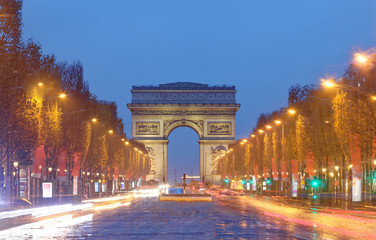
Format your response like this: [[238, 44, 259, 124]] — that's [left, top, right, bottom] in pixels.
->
[[288, 109, 296, 115], [321, 78, 336, 88], [354, 52, 370, 65]]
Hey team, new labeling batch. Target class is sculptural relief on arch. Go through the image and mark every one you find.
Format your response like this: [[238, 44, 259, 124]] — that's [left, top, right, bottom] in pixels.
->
[[127, 82, 240, 185]]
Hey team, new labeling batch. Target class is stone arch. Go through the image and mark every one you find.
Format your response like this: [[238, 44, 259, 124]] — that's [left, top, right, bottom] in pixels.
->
[[163, 119, 204, 139], [128, 82, 240, 184]]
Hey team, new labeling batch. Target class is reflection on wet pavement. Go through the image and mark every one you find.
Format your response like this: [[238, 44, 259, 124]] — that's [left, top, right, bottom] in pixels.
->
[[0, 194, 372, 239]]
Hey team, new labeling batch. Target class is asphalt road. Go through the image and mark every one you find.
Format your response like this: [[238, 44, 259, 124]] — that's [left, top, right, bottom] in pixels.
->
[[0, 193, 371, 239]]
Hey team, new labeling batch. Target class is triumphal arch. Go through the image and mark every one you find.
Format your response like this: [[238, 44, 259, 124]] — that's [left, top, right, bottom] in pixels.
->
[[127, 82, 240, 184]]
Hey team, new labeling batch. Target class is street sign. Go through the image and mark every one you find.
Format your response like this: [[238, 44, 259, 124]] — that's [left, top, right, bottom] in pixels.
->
[[334, 180, 339, 187], [373, 171, 376, 179]]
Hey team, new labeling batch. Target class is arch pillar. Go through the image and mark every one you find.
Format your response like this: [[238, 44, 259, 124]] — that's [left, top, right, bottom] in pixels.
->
[[199, 139, 234, 185], [137, 140, 169, 182]]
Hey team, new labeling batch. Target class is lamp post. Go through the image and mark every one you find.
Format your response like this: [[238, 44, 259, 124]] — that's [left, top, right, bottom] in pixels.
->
[[13, 161, 19, 201]]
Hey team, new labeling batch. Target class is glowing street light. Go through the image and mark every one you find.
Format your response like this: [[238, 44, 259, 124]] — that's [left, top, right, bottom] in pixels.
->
[[91, 118, 97, 123], [274, 120, 281, 125], [125, 141, 129, 145], [38, 82, 44, 87], [251, 134, 256, 138], [13, 162, 18, 168], [354, 52, 369, 64], [288, 109, 296, 115], [258, 129, 264, 133], [108, 130, 113, 134], [266, 125, 272, 129], [321, 78, 336, 88], [58, 93, 66, 98]]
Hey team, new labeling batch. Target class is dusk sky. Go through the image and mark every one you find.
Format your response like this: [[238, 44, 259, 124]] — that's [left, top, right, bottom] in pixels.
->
[[22, 1, 376, 182]]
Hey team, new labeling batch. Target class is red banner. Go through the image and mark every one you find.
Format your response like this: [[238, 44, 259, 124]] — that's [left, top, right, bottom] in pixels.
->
[[291, 159, 299, 181], [306, 150, 315, 177], [271, 157, 278, 180], [281, 156, 288, 180], [114, 167, 119, 180], [58, 149, 67, 177], [263, 165, 269, 178], [350, 135, 362, 178], [32, 145, 46, 178], [254, 165, 259, 179], [71, 152, 81, 177]]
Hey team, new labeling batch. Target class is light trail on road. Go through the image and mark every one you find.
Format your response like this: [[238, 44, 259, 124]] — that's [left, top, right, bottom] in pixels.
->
[[1, 192, 375, 239]]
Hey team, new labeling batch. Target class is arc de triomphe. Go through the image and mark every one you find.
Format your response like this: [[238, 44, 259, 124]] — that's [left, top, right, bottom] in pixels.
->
[[127, 82, 240, 184]]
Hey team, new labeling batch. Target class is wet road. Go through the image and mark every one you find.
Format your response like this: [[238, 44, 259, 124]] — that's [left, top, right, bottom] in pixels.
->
[[0, 193, 372, 239]]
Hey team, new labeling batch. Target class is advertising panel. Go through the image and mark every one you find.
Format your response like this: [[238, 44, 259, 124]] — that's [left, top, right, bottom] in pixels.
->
[[42, 182, 53, 198]]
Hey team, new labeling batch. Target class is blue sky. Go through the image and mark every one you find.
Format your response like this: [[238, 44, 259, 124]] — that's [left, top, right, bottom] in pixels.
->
[[22, 1, 376, 182]]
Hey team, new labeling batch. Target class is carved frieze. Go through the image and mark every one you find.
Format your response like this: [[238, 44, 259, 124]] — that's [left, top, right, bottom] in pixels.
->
[[208, 122, 232, 135], [136, 122, 160, 135], [131, 109, 238, 116]]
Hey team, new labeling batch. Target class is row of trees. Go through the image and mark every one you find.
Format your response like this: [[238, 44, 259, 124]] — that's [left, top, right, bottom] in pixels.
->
[[0, 0, 149, 203], [218, 50, 376, 204]]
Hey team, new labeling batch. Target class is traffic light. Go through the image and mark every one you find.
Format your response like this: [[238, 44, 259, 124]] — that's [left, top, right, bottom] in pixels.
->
[[224, 178, 229, 183], [241, 180, 246, 185], [312, 195, 318, 199], [266, 178, 271, 185], [311, 178, 320, 187], [250, 179, 254, 184]]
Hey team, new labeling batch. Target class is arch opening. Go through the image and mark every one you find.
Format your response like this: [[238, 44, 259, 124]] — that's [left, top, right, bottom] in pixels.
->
[[167, 126, 199, 185]]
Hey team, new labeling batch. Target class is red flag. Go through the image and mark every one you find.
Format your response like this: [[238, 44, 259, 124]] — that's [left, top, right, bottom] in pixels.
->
[[114, 167, 119, 180], [291, 159, 299, 181], [32, 145, 46, 178], [272, 157, 278, 181], [281, 156, 288, 180], [263, 165, 269, 178], [306, 150, 315, 177], [58, 149, 67, 177], [350, 135, 362, 178], [71, 152, 81, 176], [254, 165, 259, 179]]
